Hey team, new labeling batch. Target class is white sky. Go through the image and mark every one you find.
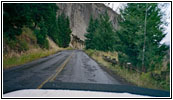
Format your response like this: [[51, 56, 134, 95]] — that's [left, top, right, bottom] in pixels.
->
[[105, 3, 171, 44]]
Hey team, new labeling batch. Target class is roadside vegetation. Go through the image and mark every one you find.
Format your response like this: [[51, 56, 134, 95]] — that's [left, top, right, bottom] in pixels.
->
[[3, 3, 72, 69], [3, 27, 73, 69], [4, 3, 71, 49], [85, 3, 170, 91], [3, 47, 73, 69], [85, 49, 170, 91]]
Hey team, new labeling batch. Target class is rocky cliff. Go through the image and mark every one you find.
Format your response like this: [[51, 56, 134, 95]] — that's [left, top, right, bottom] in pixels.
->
[[56, 3, 119, 49]]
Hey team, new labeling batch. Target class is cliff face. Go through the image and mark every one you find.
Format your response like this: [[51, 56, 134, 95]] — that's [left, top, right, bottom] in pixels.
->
[[56, 3, 119, 49]]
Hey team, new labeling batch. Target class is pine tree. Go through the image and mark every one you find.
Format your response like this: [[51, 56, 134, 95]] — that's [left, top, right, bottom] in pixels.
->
[[97, 11, 116, 51], [56, 13, 72, 48], [116, 3, 169, 71], [116, 3, 144, 67], [34, 18, 49, 49], [143, 3, 169, 71], [85, 12, 116, 51], [3, 3, 58, 49], [63, 17, 72, 47], [85, 16, 99, 49], [3, 3, 32, 39]]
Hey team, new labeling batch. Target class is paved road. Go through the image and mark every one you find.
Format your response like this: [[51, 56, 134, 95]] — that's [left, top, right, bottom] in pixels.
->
[[3, 50, 121, 94], [3, 50, 170, 97]]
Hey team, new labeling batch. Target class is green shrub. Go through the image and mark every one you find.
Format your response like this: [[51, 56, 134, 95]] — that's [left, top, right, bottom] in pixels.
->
[[18, 40, 29, 52], [7, 39, 18, 50]]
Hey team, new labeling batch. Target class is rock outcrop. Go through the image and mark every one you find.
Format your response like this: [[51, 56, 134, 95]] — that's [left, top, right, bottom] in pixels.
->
[[56, 3, 119, 49]]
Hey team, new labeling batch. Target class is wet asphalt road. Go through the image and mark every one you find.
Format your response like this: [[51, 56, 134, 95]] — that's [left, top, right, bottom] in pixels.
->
[[3, 50, 121, 94], [3, 50, 170, 97], [53, 50, 120, 84]]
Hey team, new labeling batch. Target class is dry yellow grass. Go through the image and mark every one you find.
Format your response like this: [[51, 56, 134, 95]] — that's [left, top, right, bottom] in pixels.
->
[[4, 48, 58, 69], [47, 36, 59, 50]]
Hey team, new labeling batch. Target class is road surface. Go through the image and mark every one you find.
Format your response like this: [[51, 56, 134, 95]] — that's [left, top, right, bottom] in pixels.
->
[[3, 50, 122, 94], [3, 50, 170, 97]]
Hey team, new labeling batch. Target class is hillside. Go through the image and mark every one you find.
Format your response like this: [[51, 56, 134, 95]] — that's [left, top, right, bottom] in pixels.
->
[[3, 27, 69, 69], [3, 3, 74, 68]]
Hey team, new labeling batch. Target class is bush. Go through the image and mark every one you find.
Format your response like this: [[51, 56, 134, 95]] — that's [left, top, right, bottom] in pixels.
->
[[6, 39, 18, 50], [18, 40, 29, 52], [4, 37, 29, 52]]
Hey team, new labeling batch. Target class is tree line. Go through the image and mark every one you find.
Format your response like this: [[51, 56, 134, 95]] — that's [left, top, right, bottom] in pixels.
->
[[3, 3, 71, 49], [85, 12, 116, 51], [85, 3, 169, 72]]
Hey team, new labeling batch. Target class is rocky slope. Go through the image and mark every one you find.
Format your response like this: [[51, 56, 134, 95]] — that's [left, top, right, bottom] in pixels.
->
[[56, 3, 119, 49]]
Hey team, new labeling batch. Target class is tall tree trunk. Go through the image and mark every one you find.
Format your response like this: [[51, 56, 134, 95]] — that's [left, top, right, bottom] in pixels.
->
[[142, 3, 148, 72]]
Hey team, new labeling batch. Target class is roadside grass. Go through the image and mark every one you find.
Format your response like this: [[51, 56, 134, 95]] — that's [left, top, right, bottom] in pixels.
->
[[84, 49, 170, 91], [3, 47, 73, 69], [3, 27, 74, 69]]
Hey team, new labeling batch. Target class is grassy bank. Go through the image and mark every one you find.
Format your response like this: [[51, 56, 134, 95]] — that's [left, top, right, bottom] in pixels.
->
[[84, 49, 170, 91], [3, 47, 73, 69], [3, 27, 74, 69]]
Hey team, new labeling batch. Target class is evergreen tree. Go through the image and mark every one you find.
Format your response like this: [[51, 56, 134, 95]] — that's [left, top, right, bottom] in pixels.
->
[[96, 12, 116, 51], [85, 12, 116, 51], [116, 3, 168, 71], [85, 16, 99, 49], [3, 3, 58, 49], [56, 13, 72, 48], [28, 4, 58, 29], [142, 3, 168, 71], [3, 3, 32, 39], [34, 18, 49, 49], [30, 3, 58, 49], [116, 3, 144, 67]]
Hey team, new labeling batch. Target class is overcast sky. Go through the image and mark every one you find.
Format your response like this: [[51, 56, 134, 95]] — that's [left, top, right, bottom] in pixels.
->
[[105, 3, 171, 44]]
